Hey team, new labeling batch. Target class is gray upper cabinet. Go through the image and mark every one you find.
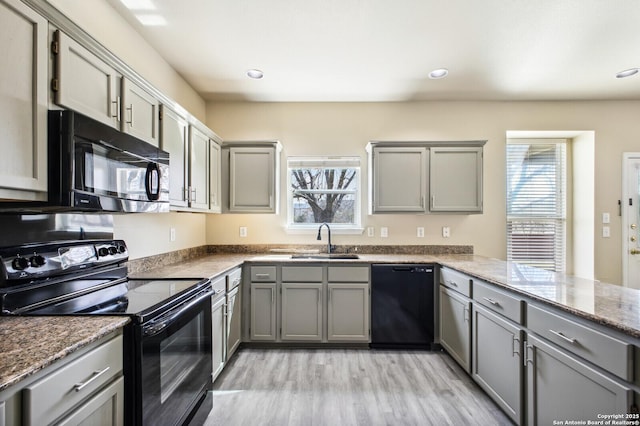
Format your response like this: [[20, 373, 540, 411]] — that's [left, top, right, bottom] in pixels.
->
[[370, 146, 428, 213], [188, 125, 209, 210], [430, 147, 483, 212], [121, 77, 160, 147], [0, 0, 48, 201], [209, 140, 221, 213], [367, 141, 485, 214], [160, 105, 188, 208], [54, 31, 161, 147], [223, 142, 281, 213], [54, 30, 121, 129]]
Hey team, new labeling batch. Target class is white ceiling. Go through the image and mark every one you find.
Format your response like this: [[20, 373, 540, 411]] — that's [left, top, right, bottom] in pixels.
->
[[106, 0, 640, 102]]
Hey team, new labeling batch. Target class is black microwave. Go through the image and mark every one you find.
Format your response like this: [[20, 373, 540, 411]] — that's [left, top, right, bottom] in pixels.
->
[[44, 110, 170, 213]]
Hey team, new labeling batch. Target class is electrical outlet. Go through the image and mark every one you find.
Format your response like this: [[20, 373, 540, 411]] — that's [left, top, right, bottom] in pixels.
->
[[442, 227, 450, 238], [417, 227, 425, 238], [170, 228, 176, 242], [602, 226, 610, 238], [367, 227, 374, 237], [380, 227, 388, 238], [602, 212, 610, 224], [239, 226, 248, 238]]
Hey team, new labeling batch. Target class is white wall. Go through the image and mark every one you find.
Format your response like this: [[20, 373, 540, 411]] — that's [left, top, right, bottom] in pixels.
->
[[205, 100, 640, 285]]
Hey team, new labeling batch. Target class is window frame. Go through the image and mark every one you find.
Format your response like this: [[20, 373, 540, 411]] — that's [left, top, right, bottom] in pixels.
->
[[506, 139, 567, 272], [286, 156, 363, 234]]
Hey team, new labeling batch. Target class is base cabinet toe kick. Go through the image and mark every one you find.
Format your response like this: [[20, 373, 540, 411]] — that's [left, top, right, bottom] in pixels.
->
[[438, 266, 639, 425]]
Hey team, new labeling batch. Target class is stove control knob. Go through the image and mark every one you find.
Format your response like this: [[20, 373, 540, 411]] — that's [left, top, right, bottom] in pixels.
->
[[29, 255, 46, 267], [12, 256, 29, 271], [117, 245, 126, 254], [98, 247, 109, 257], [108, 246, 118, 255]]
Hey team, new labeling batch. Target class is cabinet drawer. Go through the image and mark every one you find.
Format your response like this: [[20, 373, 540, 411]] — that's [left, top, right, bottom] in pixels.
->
[[282, 266, 323, 282], [439, 267, 471, 297], [527, 304, 632, 381], [328, 266, 369, 282], [227, 268, 242, 291], [251, 266, 276, 282], [211, 275, 226, 294], [23, 335, 123, 426], [473, 280, 523, 324]]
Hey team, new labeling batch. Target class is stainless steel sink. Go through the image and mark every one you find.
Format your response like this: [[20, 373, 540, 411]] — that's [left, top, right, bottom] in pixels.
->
[[290, 253, 360, 260]]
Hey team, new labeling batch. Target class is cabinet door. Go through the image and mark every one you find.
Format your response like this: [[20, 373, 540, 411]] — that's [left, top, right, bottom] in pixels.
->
[[211, 295, 226, 381], [188, 126, 209, 210], [430, 147, 482, 212], [472, 304, 522, 424], [160, 105, 188, 208], [281, 283, 322, 341], [0, 0, 48, 198], [250, 283, 276, 341], [372, 147, 427, 213], [229, 147, 275, 212], [209, 140, 222, 212], [121, 77, 159, 147], [439, 285, 471, 372], [56, 377, 124, 426], [526, 334, 633, 425], [327, 283, 370, 342], [226, 287, 241, 359], [55, 30, 120, 129]]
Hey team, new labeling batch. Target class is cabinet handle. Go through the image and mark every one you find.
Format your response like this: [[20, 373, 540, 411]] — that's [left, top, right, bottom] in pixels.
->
[[512, 336, 520, 357], [431, 195, 435, 208], [482, 297, 500, 307], [191, 187, 197, 202], [271, 288, 274, 305], [549, 329, 577, 344], [255, 274, 270, 279], [111, 97, 121, 121], [74, 367, 110, 392], [126, 104, 134, 126], [446, 280, 458, 287], [525, 344, 534, 366], [463, 307, 469, 323], [232, 278, 241, 286]]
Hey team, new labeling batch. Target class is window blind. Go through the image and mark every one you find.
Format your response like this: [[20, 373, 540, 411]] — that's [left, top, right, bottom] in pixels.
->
[[506, 142, 566, 272]]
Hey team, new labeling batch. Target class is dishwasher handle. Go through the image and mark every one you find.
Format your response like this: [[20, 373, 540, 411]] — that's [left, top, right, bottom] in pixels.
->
[[391, 266, 433, 273]]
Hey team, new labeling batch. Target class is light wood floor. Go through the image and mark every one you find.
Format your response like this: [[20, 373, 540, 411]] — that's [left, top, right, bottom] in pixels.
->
[[195, 348, 513, 426]]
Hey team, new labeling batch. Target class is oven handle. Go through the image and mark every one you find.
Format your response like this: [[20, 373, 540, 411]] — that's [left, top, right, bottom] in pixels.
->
[[143, 288, 213, 337]]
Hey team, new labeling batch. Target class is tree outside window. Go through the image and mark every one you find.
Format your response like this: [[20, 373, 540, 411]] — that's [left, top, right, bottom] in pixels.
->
[[287, 157, 360, 229]]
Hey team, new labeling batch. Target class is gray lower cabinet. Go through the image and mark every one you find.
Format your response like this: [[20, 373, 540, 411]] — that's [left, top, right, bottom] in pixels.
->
[[525, 334, 633, 425], [472, 304, 522, 424], [226, 285, 242, 359], [250, 282, 277, 341], [211, 292, 226, 381], [56, 376, 124, 426], [439, 285, 471, 372], [327, 283, 369, 341], [281, 283, 323, 341]]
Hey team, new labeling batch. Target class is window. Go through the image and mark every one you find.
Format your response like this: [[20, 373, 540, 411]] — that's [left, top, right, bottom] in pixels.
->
[[287, 157, 361, 231], [506, 140, 566, 272]]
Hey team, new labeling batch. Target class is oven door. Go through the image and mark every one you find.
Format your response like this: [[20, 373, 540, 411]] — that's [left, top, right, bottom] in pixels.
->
[[136, 288, 213, 426]]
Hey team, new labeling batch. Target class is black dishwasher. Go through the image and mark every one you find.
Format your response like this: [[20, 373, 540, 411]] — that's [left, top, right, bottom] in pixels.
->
[[371, 264, 435, 349]]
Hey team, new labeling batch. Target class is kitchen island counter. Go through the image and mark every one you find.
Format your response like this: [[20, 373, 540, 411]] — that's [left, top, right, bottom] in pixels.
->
[[0, 316, 129, 391]]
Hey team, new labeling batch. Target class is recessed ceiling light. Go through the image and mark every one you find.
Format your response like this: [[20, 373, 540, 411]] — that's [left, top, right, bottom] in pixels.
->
[[135, 14, 166, 26], [429, 68, 449, 79], [120, 0, 155, 10], [247, 69, 264, 79], [616, 68, 639, 79]]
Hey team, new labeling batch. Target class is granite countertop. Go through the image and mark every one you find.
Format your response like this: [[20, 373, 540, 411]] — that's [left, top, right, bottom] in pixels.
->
[[129, 252, 640, 339], [0, 316, 129, 392]]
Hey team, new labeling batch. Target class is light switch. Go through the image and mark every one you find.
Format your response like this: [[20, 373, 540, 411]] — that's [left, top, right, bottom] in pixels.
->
[[380, 227, 388, 238], [602, 226, 610, 238], [602, 212, 610, 224], [367, 227, 374, 237]]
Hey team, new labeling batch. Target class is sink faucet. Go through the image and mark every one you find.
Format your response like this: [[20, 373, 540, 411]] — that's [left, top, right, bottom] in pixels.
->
[[317, 223, 334, 254]]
